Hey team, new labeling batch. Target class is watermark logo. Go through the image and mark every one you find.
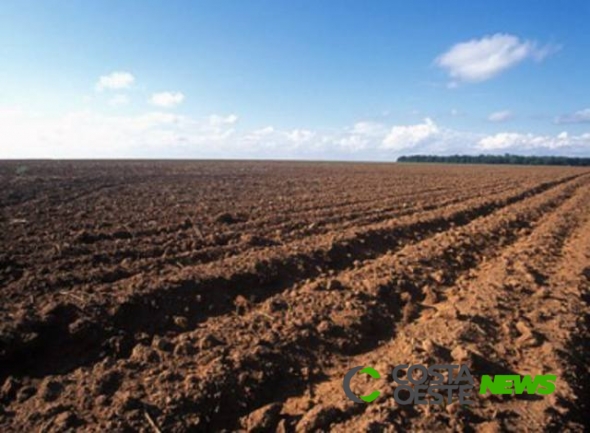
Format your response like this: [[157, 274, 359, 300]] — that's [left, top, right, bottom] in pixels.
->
[[343, 364, 556, 404], [342, 366, 381, 403], [480, 374, 556, 395]]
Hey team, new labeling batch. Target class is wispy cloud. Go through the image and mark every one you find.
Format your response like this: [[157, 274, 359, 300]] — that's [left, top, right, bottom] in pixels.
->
[[149, 91, 185, 108], [436, 34, 559, 85], [96, 71, 135, 91], [207, 114, 238, 126], [488, 110, 513, 122], [554, 108, 590, 124]]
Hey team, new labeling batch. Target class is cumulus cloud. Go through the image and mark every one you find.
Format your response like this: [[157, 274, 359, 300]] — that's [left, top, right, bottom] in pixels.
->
[[436, 34, 558, 84], [0, 108, 239, 158], [329, 121, 390, 152], [488, 110, 513, 122], [150, 92, 185, 108], [381, 118, 440, 151], [477, 131, 587, 151], [1, 107, 589, 159], [96, 71, 135, 91], [554, 108, 590, 124]]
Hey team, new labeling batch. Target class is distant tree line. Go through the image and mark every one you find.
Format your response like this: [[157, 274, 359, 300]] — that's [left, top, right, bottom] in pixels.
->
[[397, 154, 590, 167]]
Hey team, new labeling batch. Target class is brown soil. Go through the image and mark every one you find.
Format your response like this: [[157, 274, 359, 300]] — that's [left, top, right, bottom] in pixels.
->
[[0, 161, 589, 432]]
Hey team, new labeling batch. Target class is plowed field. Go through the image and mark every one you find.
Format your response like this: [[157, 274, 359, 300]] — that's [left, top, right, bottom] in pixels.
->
[[1, 161, 589, 432]]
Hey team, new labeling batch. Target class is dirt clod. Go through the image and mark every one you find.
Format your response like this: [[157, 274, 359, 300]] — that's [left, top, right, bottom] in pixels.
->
[[241, 402, 283, 432]]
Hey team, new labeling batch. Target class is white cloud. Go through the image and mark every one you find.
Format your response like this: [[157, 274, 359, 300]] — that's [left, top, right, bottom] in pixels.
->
[[286, 129, 315, 143], [0, 108, 238, 158], [477, 131, 588, 151], [436, 34, 558, 84], [208, 114, 238, 126], [150, 92, 185, 108], [1, 107, 589, 159], [351, 121, 388, 137], [555, 108, 590, 124], [381, 118, 440, 150], [256, 126, 275, 135], [488, 110, 513, 122], [96, 71, 135, 91], [331, 121, 390, 151], [109, 94, 130, 107], [336, 135, 370, 152]]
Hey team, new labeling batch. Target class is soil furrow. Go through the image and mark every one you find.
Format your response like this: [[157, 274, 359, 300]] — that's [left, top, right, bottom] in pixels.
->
[[321, 180, 590, 432], [31, 180, 518, 294], [189, 174, 589, 431], [0, 174, 583, 385], [2, 162, 588, 432], [2, 173, 586, 432]]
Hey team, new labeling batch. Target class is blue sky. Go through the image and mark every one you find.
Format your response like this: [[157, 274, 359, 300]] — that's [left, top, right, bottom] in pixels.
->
[[1, 0, 589, 159]]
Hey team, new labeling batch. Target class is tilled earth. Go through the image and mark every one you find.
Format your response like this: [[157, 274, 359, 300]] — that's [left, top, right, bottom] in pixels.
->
[[0, 161, 589, 432]]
